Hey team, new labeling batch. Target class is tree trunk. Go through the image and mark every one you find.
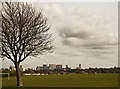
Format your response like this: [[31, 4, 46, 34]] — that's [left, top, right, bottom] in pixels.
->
[[14, 62, 23, 86]]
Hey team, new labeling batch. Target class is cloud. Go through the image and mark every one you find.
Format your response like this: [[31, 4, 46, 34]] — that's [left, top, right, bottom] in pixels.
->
[[41, 4, 64, 20], [59, 28, 91, 40], [34, 3, 118, 68], [56, 6, 118, 50]]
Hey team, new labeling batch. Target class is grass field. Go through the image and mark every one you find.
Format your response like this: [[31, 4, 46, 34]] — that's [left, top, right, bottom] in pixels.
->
[[2, 73, 118, 87]]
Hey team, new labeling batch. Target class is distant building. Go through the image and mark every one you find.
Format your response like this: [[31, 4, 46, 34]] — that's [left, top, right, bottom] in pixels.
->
[[79, 64, 81, 69], [9, 66, 15, 71], [66, 65, 69, 68], [36, 66, 40, 70], [43, 64, 49, 70], [65, 65, 71, 70], [26, 68, 34, 71], [56, 65, 62, 70], [19, 65, 26, 71], [23, 68, 26, 71], [36, 66, 43, 70], [40, 67, 43, 70], [9, 66, 12, 70], [63, 65, 71, 71], [20, 65, 23, 71], [36, 64, 49, 70], [49, 64, 56, 70]]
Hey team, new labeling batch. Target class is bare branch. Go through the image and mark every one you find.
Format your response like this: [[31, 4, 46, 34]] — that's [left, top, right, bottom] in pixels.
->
[[1, 2, 53, 63]]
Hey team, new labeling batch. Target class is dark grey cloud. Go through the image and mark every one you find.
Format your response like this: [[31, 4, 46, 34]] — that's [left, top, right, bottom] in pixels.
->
[[82, 42, 118, 49], [58, 23, 118, 49], [60, 29, 117, 50]]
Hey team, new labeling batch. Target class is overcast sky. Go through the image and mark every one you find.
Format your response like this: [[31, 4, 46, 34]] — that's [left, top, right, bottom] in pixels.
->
[[2, 2, 118, 69]]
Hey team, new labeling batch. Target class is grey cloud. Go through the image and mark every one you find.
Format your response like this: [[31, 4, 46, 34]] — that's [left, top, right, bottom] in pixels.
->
[[62, 38, 118, 50], [57, 51, 80, 57], [82, 42, 118, 49], [62, 38, 73, 46], [59, 27, 90, 40], [59, 25, 118, 49], [60, 30, 118, 49]]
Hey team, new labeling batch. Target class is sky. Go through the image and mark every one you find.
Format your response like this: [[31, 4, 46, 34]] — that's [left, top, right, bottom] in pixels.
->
[[2, 2, 118, 69]]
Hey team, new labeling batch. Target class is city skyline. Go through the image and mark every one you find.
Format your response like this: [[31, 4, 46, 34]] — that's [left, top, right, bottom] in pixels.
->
[[2, 2, 118, 69], [2, 63, 118, 69]]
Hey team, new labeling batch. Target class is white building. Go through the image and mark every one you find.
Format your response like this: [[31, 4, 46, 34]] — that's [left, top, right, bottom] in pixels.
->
[[49, 64, 56, 70]]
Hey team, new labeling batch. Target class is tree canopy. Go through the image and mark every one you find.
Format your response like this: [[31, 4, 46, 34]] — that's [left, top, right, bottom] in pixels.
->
[[1, 2, 53, 63]]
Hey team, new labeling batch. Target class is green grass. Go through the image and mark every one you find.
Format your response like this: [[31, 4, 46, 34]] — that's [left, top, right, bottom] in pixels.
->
[[2, 73, 118, 87]]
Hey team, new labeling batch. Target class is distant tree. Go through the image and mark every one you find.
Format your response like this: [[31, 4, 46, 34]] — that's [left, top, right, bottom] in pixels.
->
[[1, 2, 52, 86]]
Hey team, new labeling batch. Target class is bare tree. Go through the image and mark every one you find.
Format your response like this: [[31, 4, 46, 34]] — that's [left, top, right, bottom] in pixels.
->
[[1, 2, 52, 86]]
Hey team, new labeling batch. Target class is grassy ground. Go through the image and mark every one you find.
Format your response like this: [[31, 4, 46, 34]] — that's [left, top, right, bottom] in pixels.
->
[[2, 73, 118, 87]]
